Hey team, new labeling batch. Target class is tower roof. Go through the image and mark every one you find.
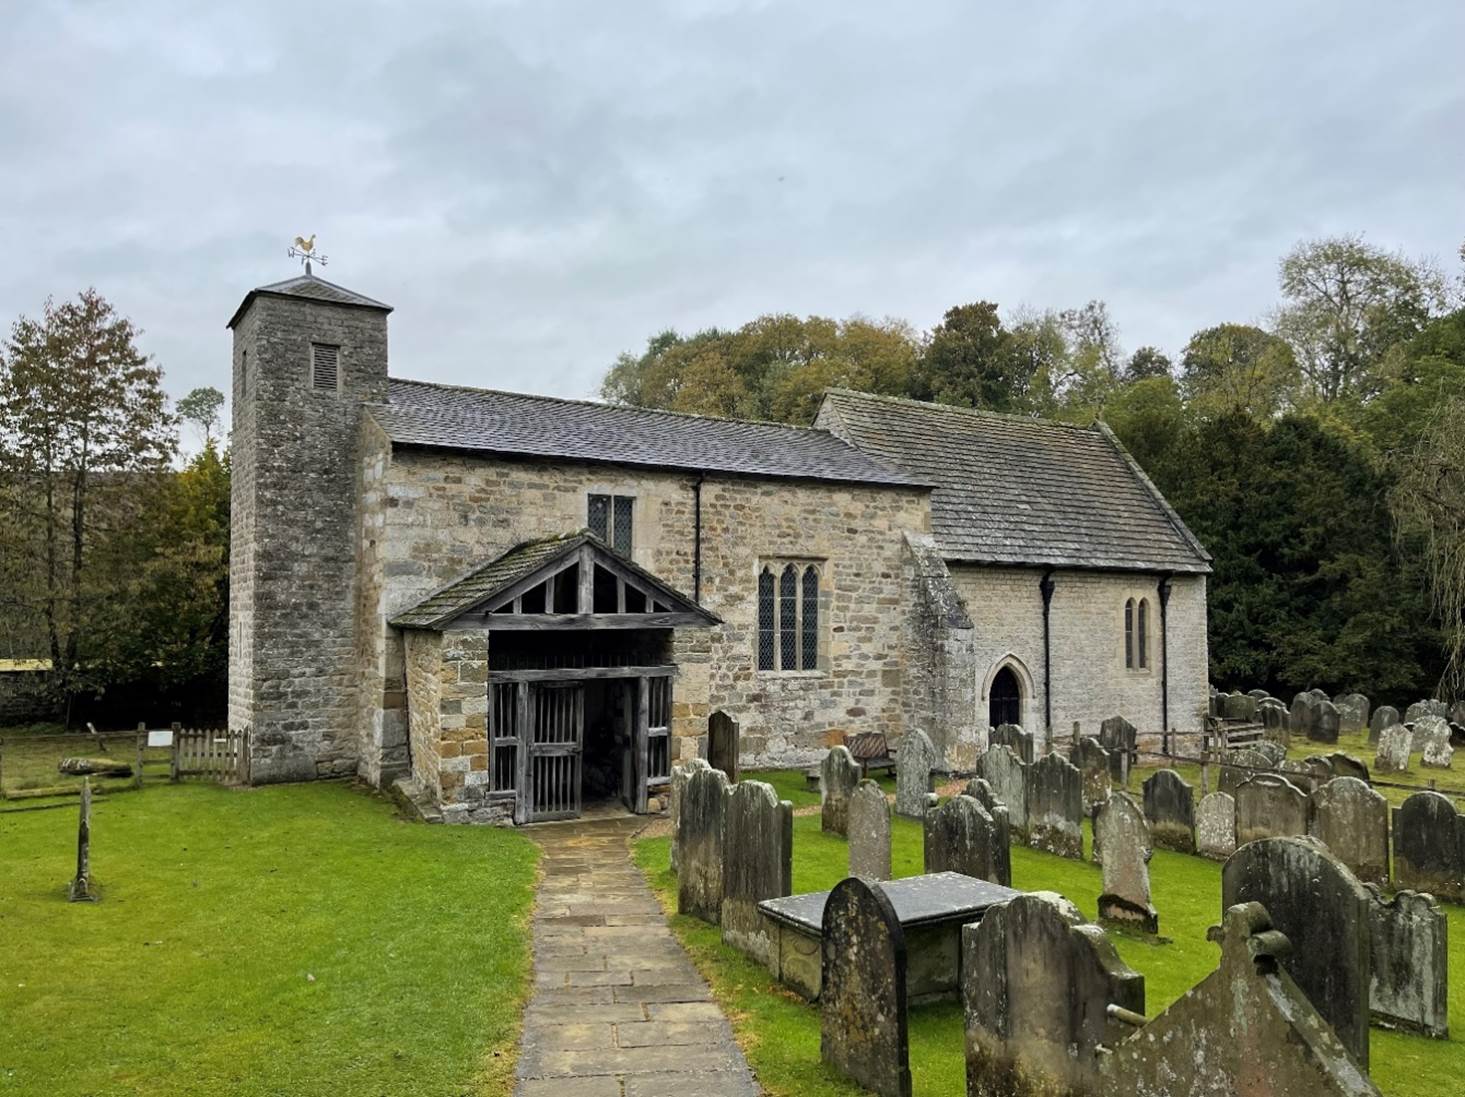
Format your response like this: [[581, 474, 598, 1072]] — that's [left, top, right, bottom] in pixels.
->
[[226, 272, 392, 329]]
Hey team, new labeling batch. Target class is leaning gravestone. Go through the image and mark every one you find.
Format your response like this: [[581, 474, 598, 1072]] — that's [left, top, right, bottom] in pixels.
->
[[1098, 715, 1137, 786], [1195, 791, 1236, 860], [1375, 723, 1412, 774], [976, 745, 1027, 834], [1218, 747, 1270, 797], [848, 779, 892, 881], [1141, 768, 1196, 854], [1364, 886, 1450, 1040], [721, 780, 793, 965], [820, 877, 911, 1097], [1068, 736, 1112, 811], [1309, 776, 1389, 887], [820, 745, 861, 835], [1393, 791, 1465, 903], [1026, 752, 1084, 859], [1419, 718, 1454, 768], [675, 759, 729, 923], [1326, 751, 1369, 783], [894, 729, 938, 818], [1308, 699, 1341, 744], [1222, 835, 1373, 1068], [991, 722, 1034, 765], [67, 778, 97, 903], [1234, 773, 1309, 846], [924, 794, 1011, 886], [1369, 705, 1400, 745], [1335, 693, 1370, 734], [1279, 755, 1332, 794], [1095, 792, 1158, 933]]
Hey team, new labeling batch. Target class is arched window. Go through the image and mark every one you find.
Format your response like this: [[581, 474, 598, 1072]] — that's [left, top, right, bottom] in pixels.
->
[[757, 568, 775, 670], [801, 565, 819, 669], [1124, 598, 1135, 669], [757, 561, 822, 672], [779, 565, 798, 670], [1137, 599, 1150, 669]]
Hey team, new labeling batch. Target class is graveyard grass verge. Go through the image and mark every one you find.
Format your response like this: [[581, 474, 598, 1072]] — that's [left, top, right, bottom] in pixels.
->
[[0, 780, 539, 1097], [638, 775, 1465, 1097]]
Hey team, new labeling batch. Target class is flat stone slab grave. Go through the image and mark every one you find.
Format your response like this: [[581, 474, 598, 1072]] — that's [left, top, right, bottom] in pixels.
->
[[758, 871, 1022, 1003], [515, 816, 760, 1097]]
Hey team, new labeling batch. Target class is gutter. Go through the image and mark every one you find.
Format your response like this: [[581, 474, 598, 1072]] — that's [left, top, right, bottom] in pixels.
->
[[1039, 569, 1057, 741], [1158, 573, 1173, 750]]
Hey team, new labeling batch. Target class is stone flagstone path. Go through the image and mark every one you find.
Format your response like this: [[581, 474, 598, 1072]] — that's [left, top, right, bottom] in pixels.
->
[[514, 816, 760, 1097]]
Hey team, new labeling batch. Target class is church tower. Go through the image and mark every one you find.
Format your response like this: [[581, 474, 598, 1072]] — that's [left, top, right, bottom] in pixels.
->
[[227, 271, 391, 782]]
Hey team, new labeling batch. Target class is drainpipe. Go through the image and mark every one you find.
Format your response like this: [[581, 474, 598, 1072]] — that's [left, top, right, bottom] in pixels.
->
[[692, 473, 705, 603], [1039, 570, 1056, 744], [1158, 573, 1173, 746]]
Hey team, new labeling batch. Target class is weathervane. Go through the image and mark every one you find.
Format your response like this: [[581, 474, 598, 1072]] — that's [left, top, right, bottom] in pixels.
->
[[287, 234, 328, 275]]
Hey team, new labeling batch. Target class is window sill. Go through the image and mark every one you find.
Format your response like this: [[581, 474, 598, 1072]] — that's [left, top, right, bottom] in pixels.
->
[[756, 669, 827, 680]]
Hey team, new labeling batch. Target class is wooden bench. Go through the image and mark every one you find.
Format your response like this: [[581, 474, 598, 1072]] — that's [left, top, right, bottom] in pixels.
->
[[805, 731, 897, 788]]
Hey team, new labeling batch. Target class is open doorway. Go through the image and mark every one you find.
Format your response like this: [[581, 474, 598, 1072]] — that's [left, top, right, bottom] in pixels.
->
[[582, 679, 634, 812]]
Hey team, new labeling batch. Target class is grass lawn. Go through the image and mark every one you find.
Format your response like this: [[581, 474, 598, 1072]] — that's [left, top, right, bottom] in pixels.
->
[[634, 772, 1465, 1097], [0, 780, 539, 1096]]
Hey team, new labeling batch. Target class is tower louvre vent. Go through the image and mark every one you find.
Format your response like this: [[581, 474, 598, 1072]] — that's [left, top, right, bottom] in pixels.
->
[[311, 343, 340, 391]]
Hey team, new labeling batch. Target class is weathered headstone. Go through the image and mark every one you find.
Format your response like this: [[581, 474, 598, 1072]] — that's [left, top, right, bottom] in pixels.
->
[[1068, 736, 1112, 811], [963, 892, 1144, 1097], [1234, 773, 1309, 846], [848, 779, 892, 881], [706, 709, 740, 784], [1247, 687, 1272, 700], [1218, 746, 1270, 797], [669, 762, 691, 872], [67, 778, 97, 903], [976, 745, 1027, 834], [1309, 776, 1389, 887], [894, 729, 937, 819], [1195, 791, 1236, 860], [1025, 752, 1083, 859], [1260, 700, 1291, 742], [1405, 699, 1448, 725], [1221, 835, 1373, 1067], [924, 793, 1011, 886], [721, 780, 793, 964], [1369, 704, 1400, 744], [1451, 700, 1465, 728], [1364, 886, 1450, 1040], [990, 722, 1034, 765], [1335, 693, 1370, 734], [1141, 768, 1195, 854], [820, 745, 861, 835], [1098, 715, 1136, 786], [820, 877, 911, 1097], [1308, 699, 1341, 743], [1279, 755, 1332, 794], [1222, 692, 1257, 721], [1325, 751, 1369, 783], [1253, 739, 1287, 768], [1095, 792, 1158, 933], [1309, 688, 1331, 702], [675, 759, 729, 923], [1393, 790, 1465, 903], [1375, 723, 1412, 774], [963, 776, 999, 814], [1419, 717, 1454, 768], [1290, 691, 1319, 739]]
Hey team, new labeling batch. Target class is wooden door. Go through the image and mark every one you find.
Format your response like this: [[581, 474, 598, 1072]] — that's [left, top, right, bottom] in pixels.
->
[[526, 682, 584, 821]]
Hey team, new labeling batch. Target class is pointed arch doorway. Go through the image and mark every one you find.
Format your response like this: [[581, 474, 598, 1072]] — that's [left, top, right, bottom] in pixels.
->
[[988, 665, 1023, 729]]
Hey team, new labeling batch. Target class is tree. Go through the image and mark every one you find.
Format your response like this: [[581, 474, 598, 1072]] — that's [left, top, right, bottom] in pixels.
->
[[1124, 346, 1172, 382], [912, 302, 1030, 412], [1179, 323, 1296, 418], [0, 290, 176, 715], [1275, 235, 1447, 403], [177, 386, 225, 447]]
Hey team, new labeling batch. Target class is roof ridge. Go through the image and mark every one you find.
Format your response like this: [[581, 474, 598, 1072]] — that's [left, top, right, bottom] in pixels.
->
[[822, 387, 1099, 433]]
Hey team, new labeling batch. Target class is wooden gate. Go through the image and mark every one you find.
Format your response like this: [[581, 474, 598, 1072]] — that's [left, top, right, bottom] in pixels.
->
[[526, 683, 584, 822]]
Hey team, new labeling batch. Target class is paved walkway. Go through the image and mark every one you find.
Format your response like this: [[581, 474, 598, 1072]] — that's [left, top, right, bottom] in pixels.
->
[[514, 816, 760, 1097]]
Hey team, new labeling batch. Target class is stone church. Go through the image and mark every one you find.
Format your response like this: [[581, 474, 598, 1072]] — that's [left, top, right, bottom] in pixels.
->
[[227, 271, 1210, 823]]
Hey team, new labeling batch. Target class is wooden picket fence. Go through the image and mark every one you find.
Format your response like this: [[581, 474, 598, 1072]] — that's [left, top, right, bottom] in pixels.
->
[[169, 725, 248, 783]]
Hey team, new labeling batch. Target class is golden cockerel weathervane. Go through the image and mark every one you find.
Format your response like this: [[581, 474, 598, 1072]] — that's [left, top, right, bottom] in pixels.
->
[[287, 234, 328, 274]]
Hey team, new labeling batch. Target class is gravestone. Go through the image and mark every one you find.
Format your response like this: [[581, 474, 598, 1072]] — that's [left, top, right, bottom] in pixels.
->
[[1290, 692, 1319, 739], [963, 776, 999, 814], [669, 763, 691, 872], [1393, 791, 1465, 903], [1405, 699, 1448, 725], [1335, 693, 1370, 734], [1095, 792, 1158, 933], [706, 709, 740, 784], [1247, 688, 1272, 700], [976, 745, 1027, 834], [1260, 701, 1291, 742], [894, 729, 938, 819], [990, 722, 1034, 765], [1234, 773, 1309, 846], [924, 794, 1012, 886], [1419, 718, 1454, 768], [820, 877, 911, 1097], [1195, 791, 1236, 860], [1068, 736, 1112, 811], [1279, 755, 1332, 794], [1098, 715, 1136, 786], [1025, 752, 1084, 859], [721, 780, 793, 964], [1309, 688, 1331, 702], [67, 778, 97, 903], [963, 892, 1144, 1097], [820, 745, 861, 835], [1218, 746, 1270, 797], [848, 779, 892, 881], [1222, 835, 1373, 1067], [1253, 739, 1287, 768], [1141, 768, 1196, 854], [1364, 886, 1450, 1040], [1326, 751, 1369, 783], [1309, 699, 1341, 744], [1412, 713, 1449, 752], [1222, 692, 1257, 721], [1369, 705, 1400, 744], [1375, 723, 1412, 774], [1309, 776, 1389, 887], [675, 759, 729, 923]]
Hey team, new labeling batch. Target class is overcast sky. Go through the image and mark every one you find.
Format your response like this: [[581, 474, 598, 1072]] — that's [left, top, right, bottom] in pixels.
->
[[2, 1, 1461, 426]]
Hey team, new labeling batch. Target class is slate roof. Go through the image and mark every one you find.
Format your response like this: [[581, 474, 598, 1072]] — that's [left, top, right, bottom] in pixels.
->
[[227, 273, 393, 329], [370, 378, 927, 489], [819, 389, 1211, 573]]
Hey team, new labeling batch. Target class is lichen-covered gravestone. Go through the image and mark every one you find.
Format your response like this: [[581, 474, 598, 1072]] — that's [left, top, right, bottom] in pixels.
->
[[1222, 835, 1374, 1068], [1369, 704, 1400, 744], [1393, 790, 1465, 903], [1095, 792, 1158, 933], [1068, 736, 1112, 812], [1309, 776, 1389, 887], [1309, 699, 1341, 743], [1405, 699, 1448, 725], [1098, 715, 1137, 786], [1252, 739, 1287, 768], [820, 877, 911, 1097], [1335, 692, 1370, 734], [1365, 886, 1450, 1039], [924, 794, 1011, 886], [1025, 752, 1083, 859], [1195, 791, 1236, 860], [675, 759, 729, 923], [820, 745, 861, 835], [1375, 723, 1412, 774], [1260, 700, 1291, 742], [990, 722, 1034, 765], [1234, 773, 1309, 846], [669, 762, 690, 872], [976, 745, 1027, 834], [848, 779, 892, 881], [1419, 717, 1454, 769], [721, 780, 793, 964], [1222, 692, 1257, 721], [1141, 768, 1195, 854], [1218, 746, 1270, 797], [894, 729, 938, 819]]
